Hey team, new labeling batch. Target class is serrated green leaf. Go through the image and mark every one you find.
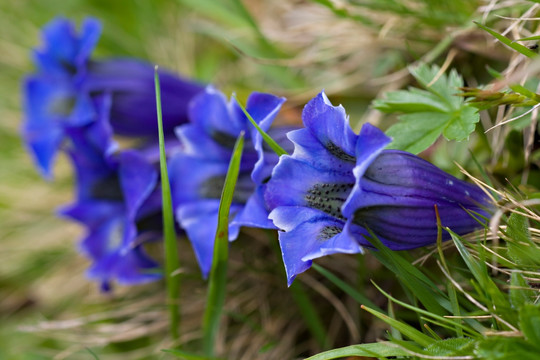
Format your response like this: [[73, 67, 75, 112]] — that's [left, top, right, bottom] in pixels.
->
[[510, 272, 534, 310], [386, 112, 449, 153], [520, 304, 540, 345], [423, 338, 475, 356], [410, 66, 463, 108], [376, 64, 479, 154], [476, 337, 540, 360], [305, 341, 410, 360], [373, 89, 448, 113], [506, 213, 540, 267], [442, 106, 479, 141]]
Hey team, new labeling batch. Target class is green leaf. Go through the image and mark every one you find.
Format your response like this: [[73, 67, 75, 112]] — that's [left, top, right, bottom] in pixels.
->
[[371, 281, 476, 336], [423, 338, 475, 356], [373, 89, 449, 113], [476, 337, 540, 360], [386, 112, 449, 153], [366, 232, 451, 315], [202, 132, 245, 357], [305, 341, 410, 360], [233, 94, 288, 156], [375, 64, 479, 154], [410, 66, 463, 108], [312, 264, 382, 312], [510, 272, 534, 309], [506, 213, 540, 267], [449, 231, 511, 317], [474, 21, 538, 58], [155, 67, 181, 340], [520, 304, 540, 345], [442, 106, 479, 141]]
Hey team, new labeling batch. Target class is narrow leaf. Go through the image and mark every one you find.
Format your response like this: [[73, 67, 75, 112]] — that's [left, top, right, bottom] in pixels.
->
[[361, 305, 434, 347], [305, 341, 410, 360], [474, 21, 537, 58], [312, 264, 382, 312], [202, 132, 245, 356], [233, 94, 288, 156], [155, 66, 181, 340]]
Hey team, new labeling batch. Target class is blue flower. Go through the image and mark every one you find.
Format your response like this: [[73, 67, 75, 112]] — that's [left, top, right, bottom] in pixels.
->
[[59, 95, 163, 290], [169, 86, 289, 277], [23, 17, 204, 178], [265, 91, 491, 286]]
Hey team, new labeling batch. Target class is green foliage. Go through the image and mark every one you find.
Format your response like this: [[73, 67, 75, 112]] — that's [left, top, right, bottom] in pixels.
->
[[202, 132, 245, 357], [374, 64, 480, 154], [155, 68, 181, 340], [474, 21, 538, 58]]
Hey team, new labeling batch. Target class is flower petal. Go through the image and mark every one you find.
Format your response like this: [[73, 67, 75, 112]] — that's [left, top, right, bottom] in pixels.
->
[[342, 123, 392, 218], [270, 206, 362, 286]]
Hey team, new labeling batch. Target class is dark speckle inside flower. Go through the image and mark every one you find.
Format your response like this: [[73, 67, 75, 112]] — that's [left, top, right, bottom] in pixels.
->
[[325, 141, 355, 163], [317, 225, 342, 240], [91, 175, 124, 201], [305, 183, 353, 220]]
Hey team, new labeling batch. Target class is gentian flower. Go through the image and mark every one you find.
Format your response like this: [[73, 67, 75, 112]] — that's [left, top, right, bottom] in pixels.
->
[[169, 86, 291, 277], [265, 92, 491, 285], [59, 94, 163, 290], [23, 17, 204, 178]]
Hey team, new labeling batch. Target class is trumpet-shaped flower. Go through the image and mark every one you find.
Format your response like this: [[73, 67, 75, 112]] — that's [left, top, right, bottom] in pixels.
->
[[59, 95, 163, 290], [23, 17, 204, 177], [169, 86, 290, 277], [265, 91, 491, 285]]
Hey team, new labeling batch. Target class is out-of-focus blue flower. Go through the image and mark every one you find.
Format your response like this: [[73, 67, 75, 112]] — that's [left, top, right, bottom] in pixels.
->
[[169, 86, 289, 277], [23, 17, 204, 178], [59, 94, 163, 290], [265, 91, 491, 286]]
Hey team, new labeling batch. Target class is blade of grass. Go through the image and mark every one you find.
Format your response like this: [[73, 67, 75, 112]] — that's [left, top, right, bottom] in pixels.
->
[[365, 230, 450, 315], [305, 341, 409, 360], [162, 349, 225, 360], [312, 263, 382, 312], [155, 66, 181, 341], [202, 131, 245, 357], [473, 21, 537, 58], [370, 281, 477, 336], [360, 305, 434, 347], [232, 94, 288, 156]]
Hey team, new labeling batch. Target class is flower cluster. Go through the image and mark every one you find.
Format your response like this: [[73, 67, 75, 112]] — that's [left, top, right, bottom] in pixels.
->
[[24, 17, 492, 289], [23, 17, 203, 289]]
